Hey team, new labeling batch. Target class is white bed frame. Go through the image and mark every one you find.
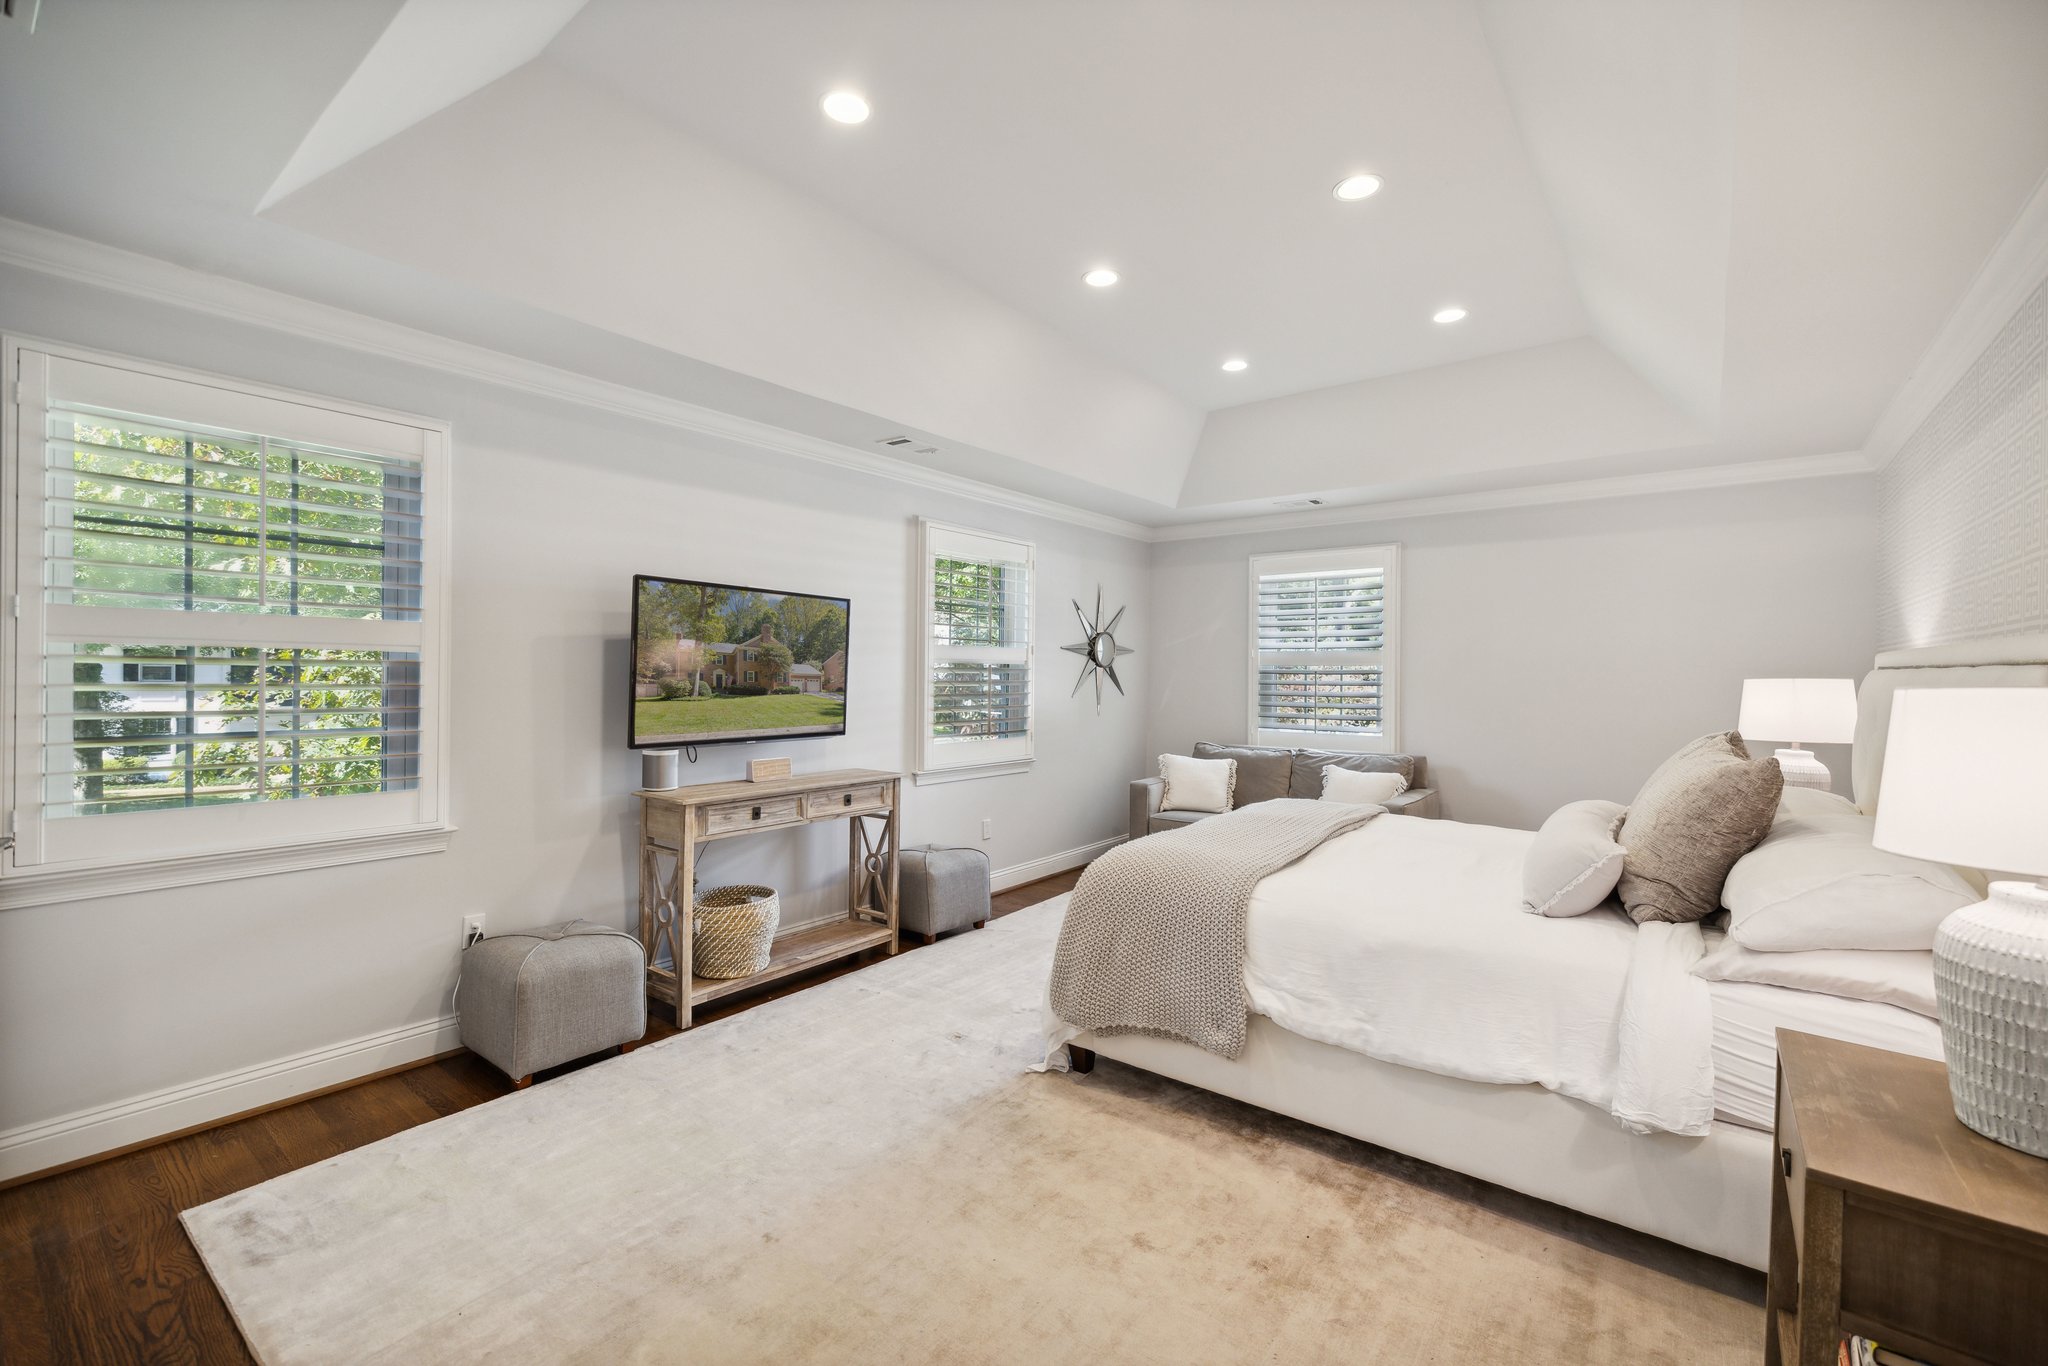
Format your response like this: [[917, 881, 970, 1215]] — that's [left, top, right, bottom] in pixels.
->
[[1071, 634, 2048, 1273]]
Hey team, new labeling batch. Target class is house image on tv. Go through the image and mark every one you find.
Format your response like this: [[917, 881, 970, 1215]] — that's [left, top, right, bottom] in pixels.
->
[[821, 650, 846, 693], [662, 624, 822, 692]]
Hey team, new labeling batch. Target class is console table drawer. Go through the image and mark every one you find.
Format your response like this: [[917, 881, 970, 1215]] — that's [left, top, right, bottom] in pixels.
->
[[804, 783, 888, 819], [702, 796, 802, 836]]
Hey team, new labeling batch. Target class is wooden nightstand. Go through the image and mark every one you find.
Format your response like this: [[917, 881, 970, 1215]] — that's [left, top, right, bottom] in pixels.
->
[[1767, 1031, 2048, 1366]]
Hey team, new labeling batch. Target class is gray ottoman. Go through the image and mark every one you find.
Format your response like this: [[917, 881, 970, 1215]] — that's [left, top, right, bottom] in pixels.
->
[[458, 919, 646, 1087], [901, 846, 992, 944]]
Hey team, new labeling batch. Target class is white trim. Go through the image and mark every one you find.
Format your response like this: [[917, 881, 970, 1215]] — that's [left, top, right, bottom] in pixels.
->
[[992, 833, 1122, 893], [0, 1011, 462, 1184], [1864, 168, 2048, 467], [912, 759, 1034, 787], [1153, 452, 1873, 543], [0, 824, 452, 909], [0, 217, 1154, 543]]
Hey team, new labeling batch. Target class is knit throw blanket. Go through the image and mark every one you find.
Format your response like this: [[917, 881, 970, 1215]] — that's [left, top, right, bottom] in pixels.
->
[[1048, 798, 1383, 1059]]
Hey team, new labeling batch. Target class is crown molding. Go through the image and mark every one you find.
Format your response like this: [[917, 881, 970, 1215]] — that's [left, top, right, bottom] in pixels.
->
[[1862, 169, 2048, 467], [0, 217, 1156, 542], [1148, 450, 1873, 543]]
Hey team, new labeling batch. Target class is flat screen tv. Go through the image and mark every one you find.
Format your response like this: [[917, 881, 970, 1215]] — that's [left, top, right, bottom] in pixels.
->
[[630, 574, 851, 748]]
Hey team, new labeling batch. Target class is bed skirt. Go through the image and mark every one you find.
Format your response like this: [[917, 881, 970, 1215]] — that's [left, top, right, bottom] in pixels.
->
[[1074, 1015, 1774, 1270]]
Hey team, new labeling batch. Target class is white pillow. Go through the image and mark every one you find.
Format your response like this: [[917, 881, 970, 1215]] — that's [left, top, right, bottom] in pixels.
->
[[1723, 787, 1978, 951], [1159, 753, 1236, 813], [1521, 799, 1628, 917], [1320, 766, 1408, 806], [1692, 939, 1938, 1017]]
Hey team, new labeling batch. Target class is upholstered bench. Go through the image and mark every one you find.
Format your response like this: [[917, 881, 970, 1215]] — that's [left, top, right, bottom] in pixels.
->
[[1129, 742, 1439, 841], [900, 846, 991, 943], [458, 919, 646, 1087]]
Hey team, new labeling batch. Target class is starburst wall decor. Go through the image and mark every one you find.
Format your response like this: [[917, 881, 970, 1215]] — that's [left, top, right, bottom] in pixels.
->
[[1063, 587, 1136, 710]]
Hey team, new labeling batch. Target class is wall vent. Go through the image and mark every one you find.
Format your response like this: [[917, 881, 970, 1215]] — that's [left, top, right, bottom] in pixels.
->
[[1275, 497, 1327, 508]]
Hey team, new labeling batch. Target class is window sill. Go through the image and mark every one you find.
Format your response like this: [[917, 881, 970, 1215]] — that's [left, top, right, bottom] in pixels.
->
[[0, 825, 454, 910], [913, 760, 1035, 787]]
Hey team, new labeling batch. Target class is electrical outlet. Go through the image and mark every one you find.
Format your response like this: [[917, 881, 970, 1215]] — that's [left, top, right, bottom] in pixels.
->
[[462, 914, 486, 949], [980, 818, 992, 841]]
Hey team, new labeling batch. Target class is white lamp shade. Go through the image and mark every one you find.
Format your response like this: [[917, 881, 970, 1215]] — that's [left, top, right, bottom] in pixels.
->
[[1737, 677, 1857, 744], [1871, 687, 2048, 875]]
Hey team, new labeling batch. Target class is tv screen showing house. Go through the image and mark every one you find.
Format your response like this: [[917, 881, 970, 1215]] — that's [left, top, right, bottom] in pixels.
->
[[630, 575, 851, 748]]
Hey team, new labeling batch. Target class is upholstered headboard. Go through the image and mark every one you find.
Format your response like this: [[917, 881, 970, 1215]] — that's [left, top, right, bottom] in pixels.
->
[[1851, 632, 2048, 815]]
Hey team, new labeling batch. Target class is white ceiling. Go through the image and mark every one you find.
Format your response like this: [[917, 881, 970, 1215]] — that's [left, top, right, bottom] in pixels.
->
[[4, 0, 2048, 526]]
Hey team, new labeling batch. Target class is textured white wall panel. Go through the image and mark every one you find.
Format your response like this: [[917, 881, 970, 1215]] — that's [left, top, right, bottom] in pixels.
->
[[1878, 281, 2048, 650]]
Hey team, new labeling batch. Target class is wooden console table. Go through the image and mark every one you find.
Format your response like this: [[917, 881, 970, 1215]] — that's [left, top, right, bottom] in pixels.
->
[[635, 768, 901, 1027]]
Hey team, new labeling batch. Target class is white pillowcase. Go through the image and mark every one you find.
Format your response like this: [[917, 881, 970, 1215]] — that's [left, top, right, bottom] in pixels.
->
[[1159, 753, 1236, 813], [1320, 766, 1408, 806], [1692, 938, 1938, 1018], [1521, 799, 1628, 917], [1723, 787, 1978, 952]]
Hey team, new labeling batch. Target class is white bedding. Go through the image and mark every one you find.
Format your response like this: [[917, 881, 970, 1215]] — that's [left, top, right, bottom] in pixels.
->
[[1242, 815, 1717, 1136], [1706, 975, 1944, 1130]]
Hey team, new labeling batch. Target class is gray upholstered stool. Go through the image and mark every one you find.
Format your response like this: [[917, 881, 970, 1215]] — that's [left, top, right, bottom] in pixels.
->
[[458, 919, 646, 1087], [900, 846, 992, 944]]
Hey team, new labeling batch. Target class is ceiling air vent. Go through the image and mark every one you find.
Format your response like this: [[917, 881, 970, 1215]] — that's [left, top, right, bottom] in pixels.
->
[[1274, 497, 1326, 509], [875, 435, 914, 447]]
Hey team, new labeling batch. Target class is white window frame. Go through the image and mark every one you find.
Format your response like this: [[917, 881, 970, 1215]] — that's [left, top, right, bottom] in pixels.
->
[[914, 517, 1035, 784], [0, 337, 454, 907], [1246, 544, 1400, 754]]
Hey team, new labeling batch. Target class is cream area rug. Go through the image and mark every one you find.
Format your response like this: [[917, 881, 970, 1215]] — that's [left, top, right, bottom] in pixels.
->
[[184, 896, 1761, 1364]]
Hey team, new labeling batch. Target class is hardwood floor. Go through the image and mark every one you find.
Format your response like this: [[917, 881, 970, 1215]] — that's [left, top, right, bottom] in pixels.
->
[[0, 869, 1083, 1366]]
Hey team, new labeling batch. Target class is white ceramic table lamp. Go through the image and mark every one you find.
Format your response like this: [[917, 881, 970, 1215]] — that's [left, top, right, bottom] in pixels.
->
[[1737, 678, 1858, 790], [1872, 687, 2048, 1158]]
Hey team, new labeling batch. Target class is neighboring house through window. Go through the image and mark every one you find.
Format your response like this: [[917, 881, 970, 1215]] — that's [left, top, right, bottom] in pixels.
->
[[1248, 545, 1399, 753], [1, 340, 452, 904], [916, 518, 1034, 781]]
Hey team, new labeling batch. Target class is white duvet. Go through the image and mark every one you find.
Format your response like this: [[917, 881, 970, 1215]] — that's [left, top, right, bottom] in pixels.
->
[[1242, 815, 1718, 1136]]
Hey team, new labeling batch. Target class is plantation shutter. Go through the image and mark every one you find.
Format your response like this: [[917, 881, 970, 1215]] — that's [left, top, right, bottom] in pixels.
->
[[6, 348, 449, 877], [1249, 546, 1399, 753], [918, 521, 1034, 775]]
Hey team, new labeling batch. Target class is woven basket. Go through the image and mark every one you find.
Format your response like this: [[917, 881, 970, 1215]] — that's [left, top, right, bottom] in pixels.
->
[[692, 884, 780, 979]]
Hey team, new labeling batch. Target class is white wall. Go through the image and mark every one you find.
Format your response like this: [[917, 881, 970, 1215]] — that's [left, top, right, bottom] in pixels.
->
[[1148, 477, 1878, 829], [0, 262, 1149, 1178]]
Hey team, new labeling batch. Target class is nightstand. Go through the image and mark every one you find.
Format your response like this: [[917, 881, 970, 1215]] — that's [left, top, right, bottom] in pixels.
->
[[1767, 1031, 2048, 1366]]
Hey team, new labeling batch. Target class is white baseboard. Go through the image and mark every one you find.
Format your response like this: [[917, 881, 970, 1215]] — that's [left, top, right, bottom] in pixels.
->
[[992, 834, 1122, 893], [0, 1012, 462, 1185]]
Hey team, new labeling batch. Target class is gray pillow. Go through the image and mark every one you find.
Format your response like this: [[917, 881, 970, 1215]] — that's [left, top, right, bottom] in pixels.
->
[[1194, 742, 1293, 806], [1616, 731, 1783, 925], [1288, 750, 1415, 800]]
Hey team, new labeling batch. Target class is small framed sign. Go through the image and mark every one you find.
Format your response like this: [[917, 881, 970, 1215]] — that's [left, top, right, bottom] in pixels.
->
[[747, 756, 793, 783]]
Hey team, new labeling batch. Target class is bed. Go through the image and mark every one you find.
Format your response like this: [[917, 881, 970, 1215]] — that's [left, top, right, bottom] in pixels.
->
[[1052, 636, 2048, 1270]]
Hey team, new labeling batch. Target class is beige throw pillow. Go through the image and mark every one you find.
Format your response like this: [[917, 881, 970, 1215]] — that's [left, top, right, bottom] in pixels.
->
[[1617, 731, 1783, 925], [1158, 753, 1236, 813]]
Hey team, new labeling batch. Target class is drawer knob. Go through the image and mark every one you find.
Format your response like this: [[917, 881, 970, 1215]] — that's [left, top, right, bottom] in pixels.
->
[[1781, 1148, 1793, 1178], [843, 793, 853, 806], [751, 806, 762, 821]]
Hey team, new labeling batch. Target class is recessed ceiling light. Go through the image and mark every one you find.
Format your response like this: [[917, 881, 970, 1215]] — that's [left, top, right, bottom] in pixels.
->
[[1433, 306, 1468, 324], [1333, 174, 1383, 201], [1220, 357, 1249, 372], [1083, 267, 1120, 288], [821, 90, 870, 124]]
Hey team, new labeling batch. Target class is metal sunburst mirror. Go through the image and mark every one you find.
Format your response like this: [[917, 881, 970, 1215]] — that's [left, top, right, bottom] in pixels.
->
[[1063, 587, 1136, 709]]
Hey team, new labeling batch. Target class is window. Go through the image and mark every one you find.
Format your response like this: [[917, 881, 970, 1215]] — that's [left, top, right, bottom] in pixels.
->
[[2, 341, 451, 899], [1248, 545, 1399, 753], [916, 518, 1033, 781]]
